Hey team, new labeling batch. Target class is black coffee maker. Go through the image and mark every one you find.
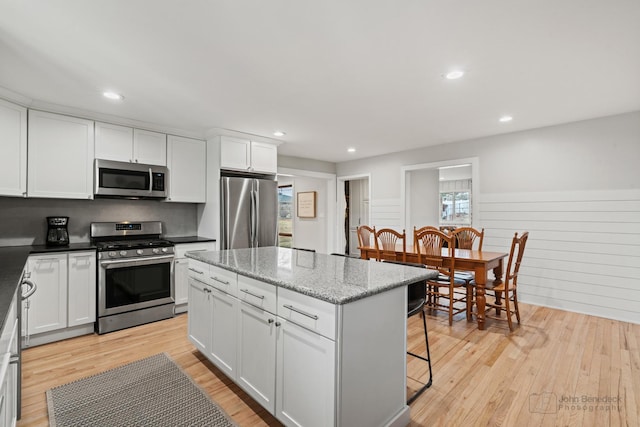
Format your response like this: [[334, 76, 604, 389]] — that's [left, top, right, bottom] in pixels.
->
[[46, 216, 70, 246]]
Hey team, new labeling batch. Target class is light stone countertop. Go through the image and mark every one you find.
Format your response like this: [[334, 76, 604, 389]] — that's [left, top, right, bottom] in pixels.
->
[[186, 246, 438, 305]]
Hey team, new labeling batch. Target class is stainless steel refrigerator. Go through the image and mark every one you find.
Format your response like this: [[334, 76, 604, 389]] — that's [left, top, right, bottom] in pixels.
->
[[220, 176, 278, 249]]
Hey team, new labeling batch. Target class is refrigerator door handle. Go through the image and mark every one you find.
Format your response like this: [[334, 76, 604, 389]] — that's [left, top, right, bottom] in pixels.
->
[[251, 184, 258, 247]]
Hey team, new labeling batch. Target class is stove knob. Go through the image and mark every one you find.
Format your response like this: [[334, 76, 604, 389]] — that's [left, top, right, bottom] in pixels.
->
[[161, 247, 168, 253], [120, 251, 127, 256], [136, 249, 144, 255], [152, 248, 161, 254], [108, 251, 117, 258]]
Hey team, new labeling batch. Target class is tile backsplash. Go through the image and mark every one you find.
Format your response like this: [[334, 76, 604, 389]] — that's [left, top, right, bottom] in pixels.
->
[[0, 197, 198, 246]]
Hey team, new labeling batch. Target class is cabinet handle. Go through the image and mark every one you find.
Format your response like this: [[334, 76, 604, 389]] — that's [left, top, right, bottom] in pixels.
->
[[240, 288, 265, 300], [10, 354, 19, 364], [275, 322, 281, 327], [267, 318, 274, 324], [211, 276, 230, 285], [283, 304, 319, 320], [188, 268, 204, 275]]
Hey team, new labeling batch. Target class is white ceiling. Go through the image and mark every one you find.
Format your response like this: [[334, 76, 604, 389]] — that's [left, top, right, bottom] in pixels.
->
[[1, 1, 639, 163]]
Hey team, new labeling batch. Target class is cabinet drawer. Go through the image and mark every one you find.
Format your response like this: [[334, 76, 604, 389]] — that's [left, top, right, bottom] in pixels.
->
[[208, 265, 238, 297], [187, 260, 209, 279], [237, 275, 277, 314], [175, 242, 215, 258], [277, 288, 337, 341]]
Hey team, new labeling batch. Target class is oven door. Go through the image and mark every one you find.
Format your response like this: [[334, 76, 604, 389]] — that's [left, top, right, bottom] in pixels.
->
[[98, 254, 174, 317]]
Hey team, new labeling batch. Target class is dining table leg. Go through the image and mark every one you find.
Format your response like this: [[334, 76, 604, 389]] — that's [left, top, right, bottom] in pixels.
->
[[474, 266, 487, 330]]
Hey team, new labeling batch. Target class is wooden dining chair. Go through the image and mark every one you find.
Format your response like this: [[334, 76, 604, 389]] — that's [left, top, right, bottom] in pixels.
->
[[356, 225, 376, 249], [469, 232, 529, 331], [375, 228, 406, 262], [451, 227, 484, 250], [414, 228, 468, 325], [413, 226, 438, 252]]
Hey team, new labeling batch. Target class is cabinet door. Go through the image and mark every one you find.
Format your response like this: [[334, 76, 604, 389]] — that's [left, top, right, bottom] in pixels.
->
[[133, 129, 166, 166], [210, 288, 238, 379], [174, 258, 189, 305], [236, 301, 277, 412], [94, 122, 134, 163], [67, 251, 96, 327], [26, 254, 68, 335], [220, 136, 250, 171], [276, 319, 335, 427], [166, 135, 206, 203], [187, 277, 212, 354], [27, 110, 94, 199], [250, 141, 278, 174], [0, 98, 27, 197]]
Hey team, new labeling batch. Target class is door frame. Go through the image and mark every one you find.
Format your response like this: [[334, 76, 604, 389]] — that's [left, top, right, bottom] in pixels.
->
[[400, 157, 479, 239], [336, 173, 371, 255], [278, 167, 336, 254]]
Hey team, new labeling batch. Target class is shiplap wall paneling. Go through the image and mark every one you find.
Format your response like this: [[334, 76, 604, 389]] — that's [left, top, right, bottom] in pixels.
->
[[370, 199, 402, 232], [479, 190, 640, 325]]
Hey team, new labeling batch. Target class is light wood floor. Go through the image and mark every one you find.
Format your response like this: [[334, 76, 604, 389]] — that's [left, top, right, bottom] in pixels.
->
[[17, 303, 640, 427]]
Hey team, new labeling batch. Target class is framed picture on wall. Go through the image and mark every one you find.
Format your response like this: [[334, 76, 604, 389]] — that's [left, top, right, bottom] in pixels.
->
[[297, 191, 317, 218]]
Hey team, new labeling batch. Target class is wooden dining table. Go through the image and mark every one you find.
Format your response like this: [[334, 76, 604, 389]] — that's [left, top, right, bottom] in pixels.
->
[[359, 245, 508, 330]]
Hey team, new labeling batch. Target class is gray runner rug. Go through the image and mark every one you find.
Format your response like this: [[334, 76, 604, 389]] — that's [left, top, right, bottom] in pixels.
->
[[46, 353, 237, 427]]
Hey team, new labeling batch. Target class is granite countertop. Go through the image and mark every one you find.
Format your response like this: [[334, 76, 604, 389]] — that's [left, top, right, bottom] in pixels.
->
[[0, 246, 32, 331], [186, 247, 438, 305]]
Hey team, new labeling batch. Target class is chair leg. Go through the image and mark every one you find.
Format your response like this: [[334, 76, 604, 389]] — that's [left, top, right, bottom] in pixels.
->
[[504, 291, 513, 332], [407, 312, 433, 404], [466, 285, 474, 321], [513, 289, 521, 324], [448, 285, 454, 326], [494, 290, 503, 316]]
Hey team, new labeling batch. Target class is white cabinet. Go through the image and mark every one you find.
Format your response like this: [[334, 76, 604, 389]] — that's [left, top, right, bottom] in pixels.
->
[[187, 262, 238, 379], [276, 319, 335, 427], [24, 254, 68, 336], [27, 110, 94, 199], [23, 251, 97, 347], [236, 299, 277, 411], [188, 259, 339, 426], [0, 98, 27, 197], [174, 242, 216, 313], [220, 136, 277, 174], [95, 122, 167, 166], [167, 135, 206, 203], [67, 251, 97, 327], [0, 289, 19, 427]]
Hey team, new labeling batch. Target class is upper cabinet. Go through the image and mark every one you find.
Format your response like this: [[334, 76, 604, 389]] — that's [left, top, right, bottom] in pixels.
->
[[27, 110, 95, 199], [95, 122, 166, 166], [167, 135, 206, 203], [0, 99, 27, 197], [220, 136, 277, 174]]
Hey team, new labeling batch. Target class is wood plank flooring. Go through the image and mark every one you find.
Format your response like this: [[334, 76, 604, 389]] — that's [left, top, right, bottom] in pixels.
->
[[17, 303, 640, 426]]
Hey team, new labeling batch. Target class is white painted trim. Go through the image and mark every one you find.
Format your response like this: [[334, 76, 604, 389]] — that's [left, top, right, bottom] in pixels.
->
[[336, 173, 371, 254], [278, 166, 337, 254], [400, 157, 480, 232]]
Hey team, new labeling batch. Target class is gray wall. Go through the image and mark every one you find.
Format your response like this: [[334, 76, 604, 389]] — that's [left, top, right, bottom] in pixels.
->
[[0, 197, 198, 246], [335, 111, 640, 324]]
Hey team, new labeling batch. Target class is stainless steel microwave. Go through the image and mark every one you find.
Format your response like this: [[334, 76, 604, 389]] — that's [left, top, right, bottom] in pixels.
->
[[94, 159, 168, 199]]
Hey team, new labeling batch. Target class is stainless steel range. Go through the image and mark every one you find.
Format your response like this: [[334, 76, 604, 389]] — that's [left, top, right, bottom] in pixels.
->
[[91, 221, 175, 334]]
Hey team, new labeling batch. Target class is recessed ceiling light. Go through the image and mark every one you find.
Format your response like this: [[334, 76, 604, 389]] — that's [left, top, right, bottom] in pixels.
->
[[347, 148, 356, 153], [103, 91, 124, 100], [499, 115, 513, 122], [444, 70, 464, 80], [273, 131, 286, 137]]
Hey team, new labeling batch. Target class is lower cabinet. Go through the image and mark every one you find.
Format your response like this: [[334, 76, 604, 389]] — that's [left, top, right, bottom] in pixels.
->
[[23, 251, 96, 347], [188, 260, 337, 427], [0, 289, 19, 427], [174, 242, 216, 313]]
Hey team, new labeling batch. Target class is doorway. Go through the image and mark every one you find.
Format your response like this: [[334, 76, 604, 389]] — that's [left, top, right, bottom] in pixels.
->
[[336, 174, 370, 256]]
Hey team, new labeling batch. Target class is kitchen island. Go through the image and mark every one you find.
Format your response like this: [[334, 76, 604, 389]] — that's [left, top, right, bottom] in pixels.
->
[[186, 247, 437, 427]]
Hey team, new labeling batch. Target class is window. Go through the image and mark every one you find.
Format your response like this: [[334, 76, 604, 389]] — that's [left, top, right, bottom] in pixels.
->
[[439, 179, 471, 225], [278, 185, 293, 248]]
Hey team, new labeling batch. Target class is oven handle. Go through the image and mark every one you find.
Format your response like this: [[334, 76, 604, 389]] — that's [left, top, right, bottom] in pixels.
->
[[100, 254, 174, 268]]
